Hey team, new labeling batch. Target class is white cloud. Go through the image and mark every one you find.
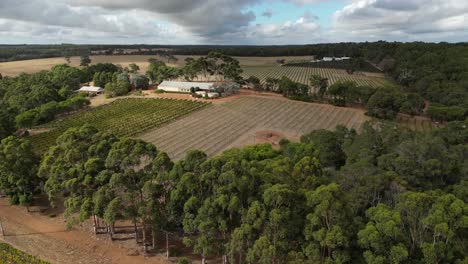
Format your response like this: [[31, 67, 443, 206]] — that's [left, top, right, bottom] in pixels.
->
[[331, 0, 468, 42], [61, 0, 259, 37], [230, 13, 322, 44], [0, 0, 466, 44]]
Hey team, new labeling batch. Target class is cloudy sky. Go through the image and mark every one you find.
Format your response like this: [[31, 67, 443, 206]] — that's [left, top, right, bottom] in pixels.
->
[[0, 0, 467, 44]]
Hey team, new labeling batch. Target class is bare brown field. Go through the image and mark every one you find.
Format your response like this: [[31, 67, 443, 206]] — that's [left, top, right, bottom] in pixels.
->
[[0, 55, 313, 76], [139, 96, 369, 160]]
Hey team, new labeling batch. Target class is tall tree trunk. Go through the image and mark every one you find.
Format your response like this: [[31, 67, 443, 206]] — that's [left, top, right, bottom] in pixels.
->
[[142, 221, 147, 254], [166, 232, 169, 259], [133, 219, 138, 243], [0, 217, 5, 236], [93, 215, 97, 234], [152, 229, 156, 249], [108, 224, 113, 241]]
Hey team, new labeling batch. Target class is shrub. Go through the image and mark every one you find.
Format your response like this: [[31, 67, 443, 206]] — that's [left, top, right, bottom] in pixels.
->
[[366, 89, 403, 119], [177, 257, 192, 264], [427, 105, 467, 122], [130, 74, 150, 90]]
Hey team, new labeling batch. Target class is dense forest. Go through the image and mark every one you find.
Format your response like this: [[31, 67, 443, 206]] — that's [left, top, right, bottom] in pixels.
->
[[0, 120, 466, 263]]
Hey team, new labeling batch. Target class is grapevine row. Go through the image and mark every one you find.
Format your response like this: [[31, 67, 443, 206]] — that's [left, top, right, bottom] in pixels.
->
[[241, 66, 388, 88], [29, 98, 210, 153]]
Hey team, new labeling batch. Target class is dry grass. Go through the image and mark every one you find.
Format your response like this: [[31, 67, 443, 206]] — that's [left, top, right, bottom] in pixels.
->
[[0, 55, 313, 77]]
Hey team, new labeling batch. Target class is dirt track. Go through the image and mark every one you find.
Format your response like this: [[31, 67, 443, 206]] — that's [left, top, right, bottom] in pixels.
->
[[0, 198, 170, 264]]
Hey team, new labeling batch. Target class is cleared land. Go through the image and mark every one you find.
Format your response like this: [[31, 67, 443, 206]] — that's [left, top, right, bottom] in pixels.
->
[[29, 98, 209, 152], [0, 55, 313, 76], [242, 65, 390, 87], [0, 198, 170, 264], [139, 96, 370, 160]]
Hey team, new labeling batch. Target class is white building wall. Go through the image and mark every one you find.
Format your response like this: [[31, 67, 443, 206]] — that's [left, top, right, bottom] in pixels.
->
[[158, 86, 190, 93]]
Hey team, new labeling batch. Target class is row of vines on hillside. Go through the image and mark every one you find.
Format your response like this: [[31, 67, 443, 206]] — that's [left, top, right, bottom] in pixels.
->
[[29, 98, 210, 153], [241, 66, 389, 87], [140, 96, 368, 160]]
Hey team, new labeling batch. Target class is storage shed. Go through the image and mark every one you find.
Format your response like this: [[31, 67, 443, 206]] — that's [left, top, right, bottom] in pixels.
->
[[79, 86, 103, 94]]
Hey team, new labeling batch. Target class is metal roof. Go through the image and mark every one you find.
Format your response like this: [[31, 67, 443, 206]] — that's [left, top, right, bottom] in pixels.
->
[[159, 81, 215, 90], [79, 86, 103, 92]]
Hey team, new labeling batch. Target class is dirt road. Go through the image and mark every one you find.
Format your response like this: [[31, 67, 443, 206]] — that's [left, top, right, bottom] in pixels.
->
[[0, 198, 170, 264]]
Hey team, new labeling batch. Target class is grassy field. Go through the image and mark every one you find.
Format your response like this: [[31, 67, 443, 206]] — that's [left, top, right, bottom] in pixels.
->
[[29, 98, 210, 152], [139, 96, 370, 160], [0, 243, 49, 264], [0, 55, 313, 76], [241, 65, 390, 87]]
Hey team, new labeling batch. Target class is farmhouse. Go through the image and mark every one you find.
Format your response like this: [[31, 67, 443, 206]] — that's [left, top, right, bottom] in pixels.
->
[[78, 86, 104, 95]]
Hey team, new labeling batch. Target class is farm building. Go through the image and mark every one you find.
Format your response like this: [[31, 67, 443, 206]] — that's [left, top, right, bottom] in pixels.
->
[[78, 86, 104, 95], [158, 81, 240, 97], [320, 57, 351, 62], [158, 81, 215, 93]]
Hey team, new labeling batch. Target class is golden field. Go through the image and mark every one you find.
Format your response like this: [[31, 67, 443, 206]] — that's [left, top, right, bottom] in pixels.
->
[[0, 55, 313, 76]]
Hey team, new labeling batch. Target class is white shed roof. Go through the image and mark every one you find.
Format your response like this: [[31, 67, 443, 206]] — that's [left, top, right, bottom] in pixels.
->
[[159, 81, 215, 90], [79, 86, 103, 92]]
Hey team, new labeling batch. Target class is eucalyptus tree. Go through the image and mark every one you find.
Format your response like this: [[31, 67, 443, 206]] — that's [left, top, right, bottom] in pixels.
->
[[39, 125, 118, 229], [247, 184, 304, 264], [0, 136, 39, 205], [358, 204, 408, 263], [182, 58, 202, 81], [309, 74, 328, 97], [304, 183, 351, 263], [229, 201, 267, 263], [105, 138, 158, 250], [148, 151, 174, 254], [80, 55, 92, 67], [421, 194, 467, 263], [129, 63, 140, 73], [0, 102, 15, 140]]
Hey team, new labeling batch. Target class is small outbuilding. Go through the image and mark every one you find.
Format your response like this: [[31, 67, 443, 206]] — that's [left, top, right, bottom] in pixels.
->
[[79, 86, 104, 95]]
